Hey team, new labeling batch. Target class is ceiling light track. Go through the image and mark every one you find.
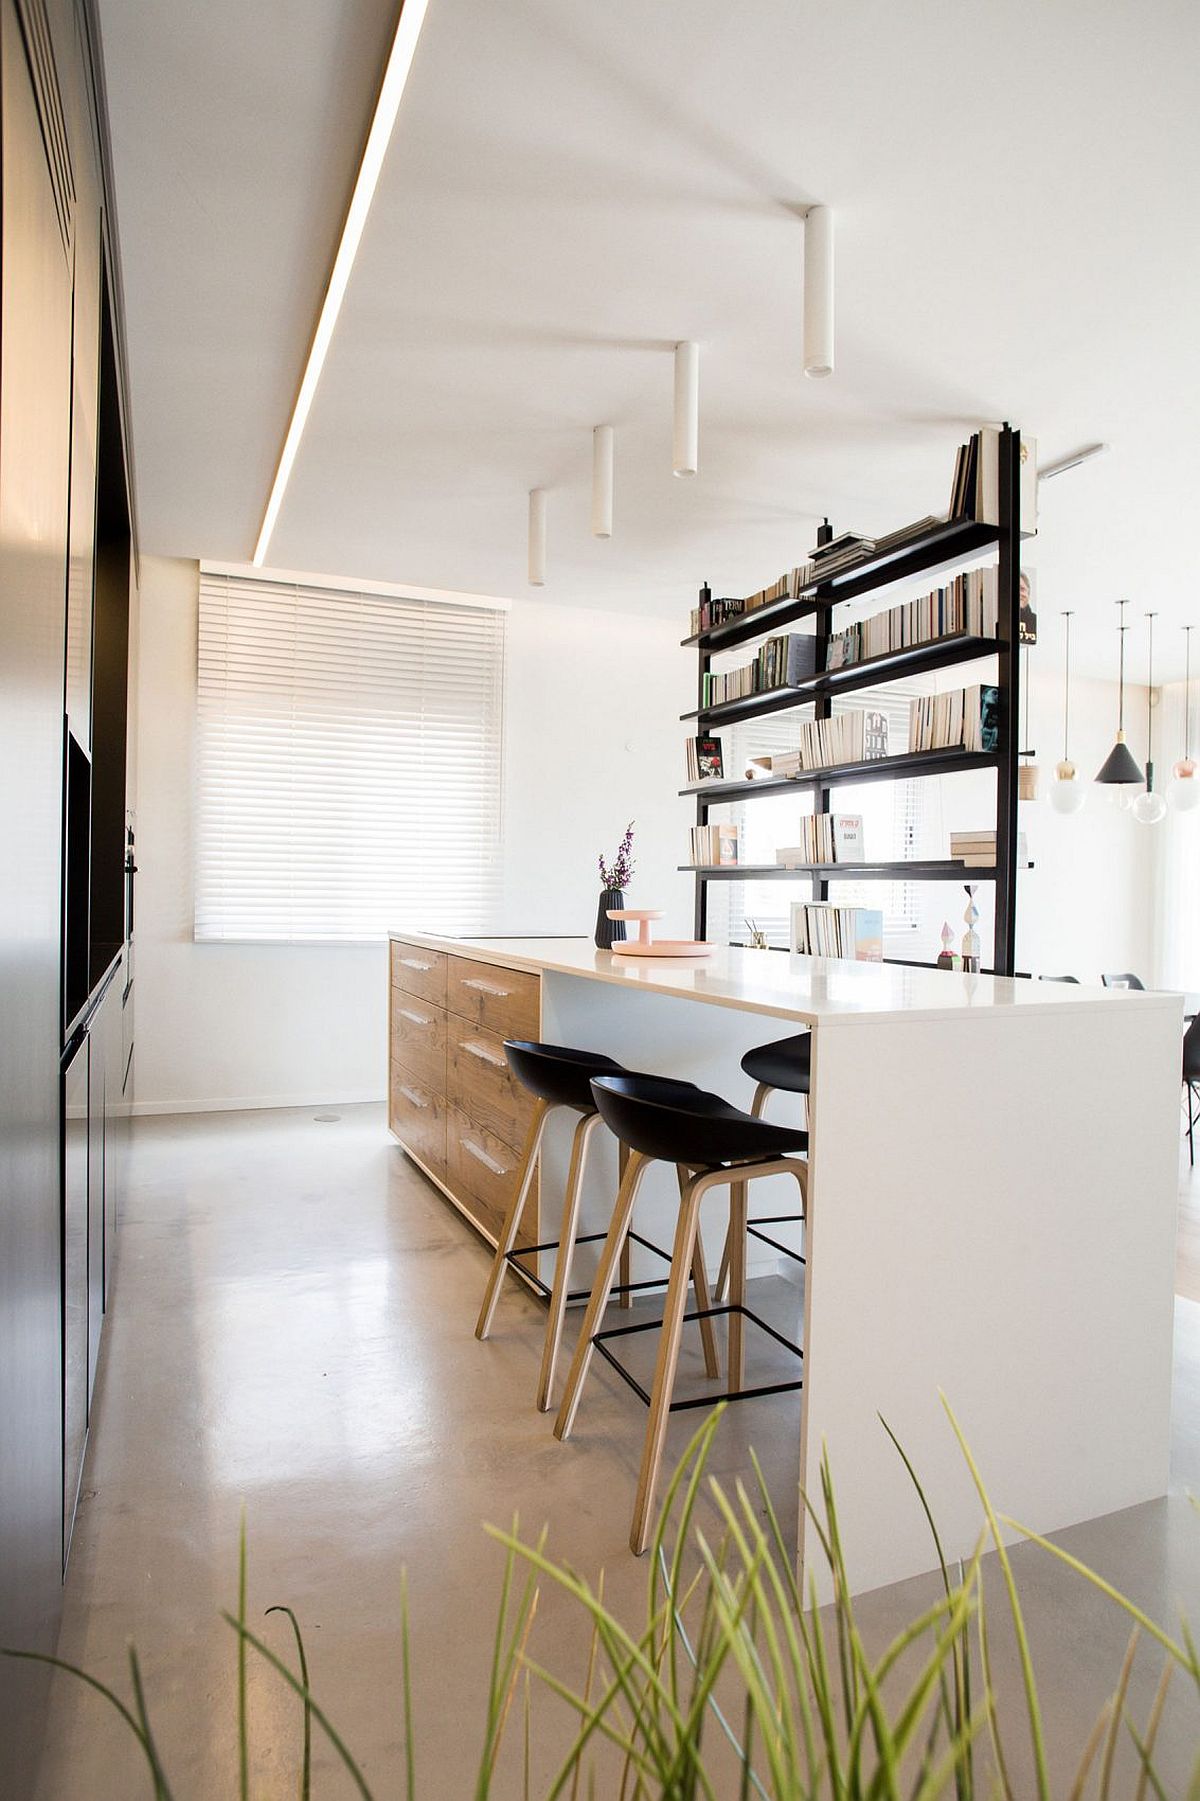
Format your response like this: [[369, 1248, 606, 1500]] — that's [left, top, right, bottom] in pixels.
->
[[251, 0, 432, 567]]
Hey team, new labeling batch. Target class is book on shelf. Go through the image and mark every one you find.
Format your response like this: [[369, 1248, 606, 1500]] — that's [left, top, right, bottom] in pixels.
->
[[949, 428, 1038, 533], [741, 710, 891, 781], [810, 531, 876, 579], [825, 567, 998, 670], [689, 593, 746, 636], [908, 684, 999, 754], [690, 822, 739, 866], [949, 830, 1030, 868], [685, 735, 724, 782], [701, 631, 818, 708], [790, 902, 883, 962], [775, 814, 865, 865]]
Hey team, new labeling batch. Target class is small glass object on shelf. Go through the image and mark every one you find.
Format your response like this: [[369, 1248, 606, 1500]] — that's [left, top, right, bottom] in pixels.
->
[[961, 886, 981, 973], [744, 916, 770, 951]]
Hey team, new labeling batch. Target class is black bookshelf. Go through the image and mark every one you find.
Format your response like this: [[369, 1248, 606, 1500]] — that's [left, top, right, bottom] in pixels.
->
[[687, 429, 1023, 972], [681, 746, 1002, 806], [682, 860, 1001, 883]]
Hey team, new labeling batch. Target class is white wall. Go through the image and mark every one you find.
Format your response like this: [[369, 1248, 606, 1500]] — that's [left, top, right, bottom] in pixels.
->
[[133, 555, 1158, 1111], [132, 557, 692, 1111]]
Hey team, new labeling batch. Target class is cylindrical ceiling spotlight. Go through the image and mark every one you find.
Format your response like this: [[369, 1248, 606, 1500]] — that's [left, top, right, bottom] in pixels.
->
[[592, 425, 614, 538], [528, 488, 547, 586], [803, 204, 835, 379], [673, 341, 699, 477]]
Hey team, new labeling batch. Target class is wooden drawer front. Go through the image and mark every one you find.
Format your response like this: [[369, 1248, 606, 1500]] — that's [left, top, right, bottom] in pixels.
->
[[390, 996, 447, 1090], [390, 941, 447, 1009], [389, 1070, 447, 1178], [447, 956, 539, 1041], [446, 1107, 534, 1246], [447, 1025, 536, 1150]]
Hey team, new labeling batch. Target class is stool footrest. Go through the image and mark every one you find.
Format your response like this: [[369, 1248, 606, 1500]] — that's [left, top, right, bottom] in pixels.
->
[[592, 1305, 804, 1412], [746, 1222, 806, 1266], [504, 1229, 672, 1303]]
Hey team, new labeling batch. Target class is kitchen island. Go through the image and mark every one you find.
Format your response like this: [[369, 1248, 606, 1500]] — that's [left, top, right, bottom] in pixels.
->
[[387, 931, 1180, 1597]]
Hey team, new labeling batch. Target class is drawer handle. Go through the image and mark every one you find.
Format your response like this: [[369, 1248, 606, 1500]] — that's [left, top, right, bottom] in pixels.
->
[[398, 956, 435, 972], [462, 1039, 507, 1069], [462, 1138, 511, 1178], [461, 977, 512, 998], [396, 1006, 434, 1027], [396, 1084, 428, 1110]]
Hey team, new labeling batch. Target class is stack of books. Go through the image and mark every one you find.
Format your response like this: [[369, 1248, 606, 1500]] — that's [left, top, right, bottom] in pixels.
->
[[742, 566, 815, 614], [775, 814, 865, 865], [908, 685, 999, 754], [791, 902, 883, 961], [684, 735, 724, 782], [701, 632, 819, 708], [689, 594, 746, 636], [810, 531, 876, 580], [949, 830, 1029, 868], [825, 568, 998, 670], [870, 515, 946, 556], [690, 822, 739, 866], [743, 711, 890, 781]]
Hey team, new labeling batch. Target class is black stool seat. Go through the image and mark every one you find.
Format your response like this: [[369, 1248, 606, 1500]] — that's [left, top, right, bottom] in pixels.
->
[[590, 1073, 808, 1167], [740, 1032, 811, 1095], [504, 1040, 626, 1111]]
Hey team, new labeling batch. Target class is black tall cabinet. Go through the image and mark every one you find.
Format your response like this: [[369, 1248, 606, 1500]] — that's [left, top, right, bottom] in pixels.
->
[[0, 0, 137, 1786]]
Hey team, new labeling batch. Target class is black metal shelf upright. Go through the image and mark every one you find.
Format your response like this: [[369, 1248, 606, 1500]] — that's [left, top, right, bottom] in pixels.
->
[[686, 427, 1023, 974]]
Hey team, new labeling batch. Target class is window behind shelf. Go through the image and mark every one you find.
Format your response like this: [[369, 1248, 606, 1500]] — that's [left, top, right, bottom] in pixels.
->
[[195, 568, 506, 942], [703, 684, 930, 953]]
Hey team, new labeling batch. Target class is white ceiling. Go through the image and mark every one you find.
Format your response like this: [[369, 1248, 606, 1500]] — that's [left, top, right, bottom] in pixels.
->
[[98, 0, 1200, 677]]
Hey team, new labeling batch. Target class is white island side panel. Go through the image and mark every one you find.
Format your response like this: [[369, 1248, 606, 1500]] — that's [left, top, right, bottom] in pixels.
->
[[801, 999, 1179, 1598]]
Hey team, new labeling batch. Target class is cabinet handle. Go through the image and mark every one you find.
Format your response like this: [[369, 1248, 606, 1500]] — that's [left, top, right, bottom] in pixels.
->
[[462, 1039, 507, 1069], [396, 1084, 428, 1110], [396, 1006, 434, 1027], [462, 1138, 511, 1178], [461, 977, 512, 998], [398, 956, 435, 972]]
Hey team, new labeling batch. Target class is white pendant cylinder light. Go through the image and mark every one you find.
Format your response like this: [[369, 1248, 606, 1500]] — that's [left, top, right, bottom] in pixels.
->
[[528, 488, 547, 586], [1172, 625, 1200, 811], [673, 341, 699, 477], [1132, 611, 1167, 824], [591, 424, 614, 538], [803, 204, 835, 379], [1049, 611, 1087, 815]]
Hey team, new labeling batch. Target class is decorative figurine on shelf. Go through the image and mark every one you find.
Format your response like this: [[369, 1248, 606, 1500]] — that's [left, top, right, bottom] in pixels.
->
[[961, 885, 981, 973], [595, 821, 635, 949], [936, 920, 960, 971]]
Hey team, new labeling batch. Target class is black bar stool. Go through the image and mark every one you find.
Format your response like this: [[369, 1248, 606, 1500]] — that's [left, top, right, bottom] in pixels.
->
[[475, 1042, 719, 1412], [715, 1031, 811, 1300], [553, 1072, 808, 1554]]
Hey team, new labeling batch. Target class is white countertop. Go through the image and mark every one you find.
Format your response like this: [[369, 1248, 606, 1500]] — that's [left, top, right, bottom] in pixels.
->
[[390, 932, 1181, 1030]]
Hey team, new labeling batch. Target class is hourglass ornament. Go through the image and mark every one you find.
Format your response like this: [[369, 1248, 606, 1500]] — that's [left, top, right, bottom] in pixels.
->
[[1050, 611, 1088, 815], [1171, 624, 1200, 812], [1131, 612, 1167, 825], [961, 885, 981, 973], [936, 920, 958, 971]]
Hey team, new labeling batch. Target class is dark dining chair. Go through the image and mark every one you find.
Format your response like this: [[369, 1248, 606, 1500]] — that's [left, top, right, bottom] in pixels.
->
[[1102, 972, 1146, 990], [1184, 1017, 1200, 1166]]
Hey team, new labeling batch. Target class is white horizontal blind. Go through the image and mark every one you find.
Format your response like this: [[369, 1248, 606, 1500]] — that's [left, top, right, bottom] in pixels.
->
[[196, 571, 505, 941]]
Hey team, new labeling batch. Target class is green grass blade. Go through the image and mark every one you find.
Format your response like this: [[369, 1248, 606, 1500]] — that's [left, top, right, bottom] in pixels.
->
[[1098, 1627, 1140, 1801], [1132, 1656, 1174, 1801], [399, 1572, 416, 1801], [942, 1398, 1050, 1801], [237, 1514, 249, 1801], [266, 1606, 311, 1801], [220, 1612, 375, 1800], [127, 1645, 173, 1801], [1, 1647, 153, 1768]]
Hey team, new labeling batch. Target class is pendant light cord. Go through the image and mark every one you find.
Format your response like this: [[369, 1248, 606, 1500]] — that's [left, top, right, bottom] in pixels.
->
[[1062, 611, 1073, 760], [1117, 601, 1127, 732], [1186, 626, 1193, 763], [1146, 612, 1156, 768]]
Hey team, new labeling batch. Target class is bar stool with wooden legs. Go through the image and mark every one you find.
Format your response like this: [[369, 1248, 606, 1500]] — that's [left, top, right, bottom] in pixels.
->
[[553, 1072, 808, 1555], [715, 1031, 811, 1301], [475, 1043, 720, 1413]]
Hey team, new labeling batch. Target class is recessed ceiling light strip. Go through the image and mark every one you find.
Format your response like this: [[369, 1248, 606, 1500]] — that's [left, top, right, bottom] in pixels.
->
[[252, 0, 432, 566]]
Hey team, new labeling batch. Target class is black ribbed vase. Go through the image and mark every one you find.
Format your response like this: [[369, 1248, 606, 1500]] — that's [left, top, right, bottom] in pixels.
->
[[594, 888, 626, 949]]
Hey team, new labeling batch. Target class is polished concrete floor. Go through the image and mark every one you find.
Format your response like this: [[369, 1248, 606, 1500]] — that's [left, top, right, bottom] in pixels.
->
[[33, 1105, 1200, 1797]]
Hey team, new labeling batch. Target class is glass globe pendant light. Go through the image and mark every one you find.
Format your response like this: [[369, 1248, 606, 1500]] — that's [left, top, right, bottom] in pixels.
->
[[1171, 624, 1200, 812], [1131, 611, 1167, 824], [1049, 610, 1087, 814], [1095, 598, 1144, 791]]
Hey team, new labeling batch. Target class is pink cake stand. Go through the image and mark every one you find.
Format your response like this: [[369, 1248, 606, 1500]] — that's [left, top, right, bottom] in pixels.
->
[[607, 909, 713, 958]]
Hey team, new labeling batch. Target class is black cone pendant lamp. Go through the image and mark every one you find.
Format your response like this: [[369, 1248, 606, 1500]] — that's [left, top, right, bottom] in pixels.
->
[[1095, 598, 1145, 786]]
